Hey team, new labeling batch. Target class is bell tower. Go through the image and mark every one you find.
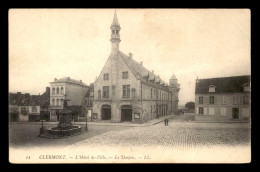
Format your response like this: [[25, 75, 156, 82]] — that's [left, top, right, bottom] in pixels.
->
[[110, 10, 121, 54]]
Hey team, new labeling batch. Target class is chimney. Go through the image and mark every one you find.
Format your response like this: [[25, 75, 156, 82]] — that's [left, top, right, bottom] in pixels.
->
[[152, 70, 154, 74], [140, 61, 143, 66], [80, 80, 82, 83], [67, 77, 70, 81], [17, 92, 21, 96], [129, 53, 132, 58]]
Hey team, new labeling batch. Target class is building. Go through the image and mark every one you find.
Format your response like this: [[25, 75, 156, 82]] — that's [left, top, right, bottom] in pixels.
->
[[195, 75, 251, 122], [49, 77, 89, 121], [8, 87, 50, 122], [84, 83, 94, 121], [93, 11, 180, 123]]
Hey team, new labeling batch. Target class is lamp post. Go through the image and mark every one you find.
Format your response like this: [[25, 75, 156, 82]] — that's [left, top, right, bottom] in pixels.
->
[[40, 111, 44, 134], [86, 110, 88, 131]]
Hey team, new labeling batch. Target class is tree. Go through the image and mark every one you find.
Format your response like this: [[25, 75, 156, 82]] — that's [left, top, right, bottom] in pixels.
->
[[185, 101, 195, 109]]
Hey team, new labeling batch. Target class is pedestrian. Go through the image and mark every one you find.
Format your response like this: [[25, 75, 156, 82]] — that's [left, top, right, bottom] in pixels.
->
[[164, 118, 167, 126]]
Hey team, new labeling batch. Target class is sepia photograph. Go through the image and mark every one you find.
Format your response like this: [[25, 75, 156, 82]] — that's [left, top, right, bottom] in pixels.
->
[[8, 8, 251, 163]]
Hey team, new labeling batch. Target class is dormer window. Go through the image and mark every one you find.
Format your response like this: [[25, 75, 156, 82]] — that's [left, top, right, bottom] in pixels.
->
[[209, 85, 215, 92], [242, 83, 250, 92]]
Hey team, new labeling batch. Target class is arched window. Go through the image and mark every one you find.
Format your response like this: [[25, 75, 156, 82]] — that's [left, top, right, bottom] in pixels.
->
[[61, 87, 64, 94], [98, 90, 101, 99], [56, 99, 59, 106], [52, 87, 55, 95], [52, 98, 55, 106], [60, 99, 63, 106], [56, 87, 59, 94]]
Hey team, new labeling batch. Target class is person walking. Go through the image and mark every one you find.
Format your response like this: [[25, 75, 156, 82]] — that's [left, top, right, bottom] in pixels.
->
[[164, 118, 167, 126], [166, 119, 169, 126]]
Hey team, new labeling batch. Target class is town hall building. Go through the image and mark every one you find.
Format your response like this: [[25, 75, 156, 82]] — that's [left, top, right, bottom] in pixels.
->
[[93, 11, 180, 123]]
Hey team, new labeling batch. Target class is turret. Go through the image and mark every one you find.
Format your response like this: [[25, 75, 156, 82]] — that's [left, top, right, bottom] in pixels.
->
[[110, 10, 121, 54]]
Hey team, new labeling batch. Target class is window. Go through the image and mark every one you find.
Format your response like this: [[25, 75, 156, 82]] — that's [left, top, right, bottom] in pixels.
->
[[56, 99, 59, 106], [32, 106, 37, 112], [61, 87, 64, 94], [123, 85, 130, 98], [199, 96, 203, 104], [103, 86, 109, 98], [52, 98, 55, 105], [116, 30, 118, 34], [89, 99, 93, 106], [209, 96, 214, 104], [104, 73, 109, 80], [151, 89, 153, 99], [56, 87, 59, 94], [98, 90, 101, 99], [209, 107, 215, 115], [52, 87, 55, 95], [154, 90, 156, 96], [199, 107, 204, 114], [112, 30, 115, 34], [221, 96, 226, 104], [243, 95, 249, 104], [220, 108, 227, 116], [132, 88, 136, 99], [122, 72, 128, 79], [209, 85, 215, 92]]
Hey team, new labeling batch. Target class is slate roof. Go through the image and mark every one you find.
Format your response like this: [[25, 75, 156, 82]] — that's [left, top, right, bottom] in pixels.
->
[[195, 75, 251, 94], [50, 77, 88, 87], [9, 88, 50, 107], [118, 51, 166, 85]]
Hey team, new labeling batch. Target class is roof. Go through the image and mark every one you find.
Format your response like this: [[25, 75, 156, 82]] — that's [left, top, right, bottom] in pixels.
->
[[170, 74, 177, 80], [85, 83, 94, 97], [195, 75, 251, 94], [50, 77, 88, 87], [9, 88, 50, 107], [118, 51, 166, 86]]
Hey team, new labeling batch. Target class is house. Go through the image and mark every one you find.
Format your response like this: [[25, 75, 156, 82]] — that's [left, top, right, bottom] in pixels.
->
[[8, 87, 50, 122], [49, 77, 89, 121], [195, 75, 251, 122], [93, 11, 180, 123]]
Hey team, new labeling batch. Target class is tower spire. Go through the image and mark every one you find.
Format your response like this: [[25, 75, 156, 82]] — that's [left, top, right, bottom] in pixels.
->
[[112, 10, 119, 25]]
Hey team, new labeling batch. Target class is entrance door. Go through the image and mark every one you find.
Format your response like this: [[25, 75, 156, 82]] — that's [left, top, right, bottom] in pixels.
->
[[232, 108, 239, 119], [102, 105, 111, 120], [121, 105, 132, 122]]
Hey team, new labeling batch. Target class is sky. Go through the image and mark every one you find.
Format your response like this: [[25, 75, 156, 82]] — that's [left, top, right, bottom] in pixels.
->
[[9, 9, 250, 106]]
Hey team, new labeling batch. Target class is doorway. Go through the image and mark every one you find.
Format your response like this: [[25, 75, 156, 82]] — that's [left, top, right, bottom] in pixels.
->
[[121, 105, 132, 122], [101, 105, 111, 120], [232, 108, 239, 119]]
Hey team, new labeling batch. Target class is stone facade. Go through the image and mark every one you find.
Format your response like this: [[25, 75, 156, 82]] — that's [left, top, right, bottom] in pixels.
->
[[49, 77, 88, 121], [195, 76, 251, 122], [92, 11, 180, 123]]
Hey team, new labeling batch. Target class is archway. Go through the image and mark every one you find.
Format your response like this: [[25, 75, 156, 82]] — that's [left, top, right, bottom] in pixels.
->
[[101, 105, 111, 120], [121, 105, 132, 122]]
